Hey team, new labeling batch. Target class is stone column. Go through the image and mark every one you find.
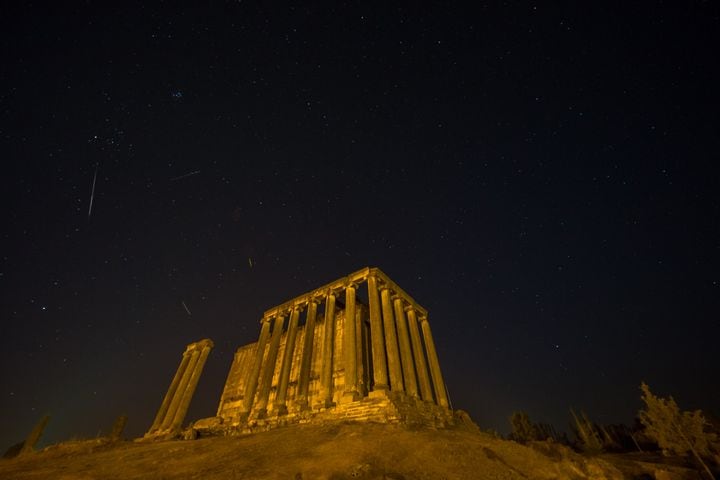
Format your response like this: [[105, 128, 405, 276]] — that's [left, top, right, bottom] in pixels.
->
[[19, 415, 50, 455], [380, 286, 404, 392], [170, 339, 213, 431], [393, 297, 418, 398], [275, 307, 301, 414], [406, 307, 433, 402], [342, 283, 359, 400], [149, 345, 192, 433], [367, 275, 388, 391], [420, 316, 449, 408], [160, 347, 201, 431], [255, 313, 285, 417], [319, 291, 336, 407], [296, 299, 317, 409], [242, 318, 272, 416]]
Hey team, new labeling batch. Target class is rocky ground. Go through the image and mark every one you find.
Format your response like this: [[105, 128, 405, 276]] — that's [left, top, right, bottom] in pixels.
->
[[0, 422, 704, 479]]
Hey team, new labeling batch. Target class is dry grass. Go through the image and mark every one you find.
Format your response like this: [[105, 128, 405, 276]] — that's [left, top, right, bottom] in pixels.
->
[[0, 422, 701, 479]]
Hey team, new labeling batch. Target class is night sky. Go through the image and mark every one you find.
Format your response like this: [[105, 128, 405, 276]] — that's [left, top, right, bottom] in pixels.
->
[[1, 3, 719, 449]]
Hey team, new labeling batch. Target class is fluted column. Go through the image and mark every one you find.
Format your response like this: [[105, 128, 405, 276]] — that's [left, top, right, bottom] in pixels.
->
[[420, 316, 448, 408], [242, 318, 272, 416], [342, 283, 359, 400], [161, 347, 200, 430], [170, 339, 213, 431], [393, 297, 418, 398], [319, 291, 336, 407], [149, 345, 192, 433], [406, 307, 433, 402], [275, 307, 301, 414], [296, 299, 317, 409], [367, 275, 388, 390], [255, 313, 285, 416], [380, 286, 404, 392]]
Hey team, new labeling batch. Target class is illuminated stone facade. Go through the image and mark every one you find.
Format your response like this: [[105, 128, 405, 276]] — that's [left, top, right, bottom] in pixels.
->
[[215, 267, 453, 431]]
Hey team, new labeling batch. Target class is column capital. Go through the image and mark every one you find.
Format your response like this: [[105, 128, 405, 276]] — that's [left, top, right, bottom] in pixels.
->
[[185, 338, 214, 353], [404, 304, 416, 314]]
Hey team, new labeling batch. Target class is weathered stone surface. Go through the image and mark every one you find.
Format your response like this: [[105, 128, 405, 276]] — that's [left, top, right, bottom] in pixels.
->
[[192, 416, 223, 430], [215, 267, 455, 435], [144, 339, 214, 439]]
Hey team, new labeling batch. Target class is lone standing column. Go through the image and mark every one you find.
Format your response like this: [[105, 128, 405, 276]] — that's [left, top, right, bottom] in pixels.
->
[[343, 283, 359, 400], [367, 275, 388, 391], [380, 286, 404, 392], [296, 299, 317, 409], [420, 316, 449, 408], [393, 297, 418, 398], [242, 318, 272, 416], [275, 307, 301, 414], [406, 307, 433, 402], [161, 346, 201, 431], [319, 291, 336, 407], [170, 339, 213, 431], [148, 344, 192, 433], [255, 313, 286, 417]]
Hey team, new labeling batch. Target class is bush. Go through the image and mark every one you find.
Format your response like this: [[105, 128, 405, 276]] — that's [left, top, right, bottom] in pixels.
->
[[508, 411, 540, 443], [638, 382, 717, 479], [570, 409, 604, 454]]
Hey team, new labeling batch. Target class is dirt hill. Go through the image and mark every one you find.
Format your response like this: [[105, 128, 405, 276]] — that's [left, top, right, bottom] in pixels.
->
[[0, 422, 701, 479]]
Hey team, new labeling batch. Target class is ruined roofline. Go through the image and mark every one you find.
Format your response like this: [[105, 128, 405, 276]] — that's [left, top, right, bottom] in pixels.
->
[[261, 267, 428, 319]]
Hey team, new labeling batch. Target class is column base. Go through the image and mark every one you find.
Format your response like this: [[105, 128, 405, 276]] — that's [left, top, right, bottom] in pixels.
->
[[251, 408, 268, 420], [275, 404, 289, 416], [340, 390, 361, 404], [368, 388, 391, 399], [315, 399, 336, 410]]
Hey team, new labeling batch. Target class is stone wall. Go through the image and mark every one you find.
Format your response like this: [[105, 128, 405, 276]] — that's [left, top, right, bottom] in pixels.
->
[[217, 304, 371, 425]]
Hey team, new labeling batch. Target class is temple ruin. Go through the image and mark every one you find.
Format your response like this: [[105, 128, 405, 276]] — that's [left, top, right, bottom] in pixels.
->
[[146, 267, 453, 438], [145, 339, 214, 438]]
